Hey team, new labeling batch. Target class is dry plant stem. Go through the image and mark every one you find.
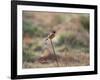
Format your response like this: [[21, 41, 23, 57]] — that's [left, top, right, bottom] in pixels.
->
[[49, 39, 59, 67]]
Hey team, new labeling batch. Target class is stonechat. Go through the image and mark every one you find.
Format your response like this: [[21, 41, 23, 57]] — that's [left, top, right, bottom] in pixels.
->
[[46, 30, 56, 40]]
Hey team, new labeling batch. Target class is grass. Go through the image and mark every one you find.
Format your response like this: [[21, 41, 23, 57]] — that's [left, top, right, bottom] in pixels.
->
[[80, 14, 90, 32], [23, 51, 89, 68], [22, 11, 90, 68], [23, 20, 45, 37]]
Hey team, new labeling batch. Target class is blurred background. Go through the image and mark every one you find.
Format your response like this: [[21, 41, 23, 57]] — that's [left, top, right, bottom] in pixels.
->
[[22, 11, 90, 68]]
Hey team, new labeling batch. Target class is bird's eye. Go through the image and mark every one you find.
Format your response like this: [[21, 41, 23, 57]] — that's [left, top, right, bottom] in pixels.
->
[[53, 31, 56, 33], [52, 31, 56, 33]]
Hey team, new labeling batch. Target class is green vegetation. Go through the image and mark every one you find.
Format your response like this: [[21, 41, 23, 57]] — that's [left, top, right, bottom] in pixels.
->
[[22, 11, 90, 68], [57, 31, 89, 53], [23, 20, 44, 37], [80, 14, 90, 32], [23, 49, 35, 62]]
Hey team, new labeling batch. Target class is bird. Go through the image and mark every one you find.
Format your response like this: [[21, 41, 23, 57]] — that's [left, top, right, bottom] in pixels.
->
[[45, 30, 56, 40]]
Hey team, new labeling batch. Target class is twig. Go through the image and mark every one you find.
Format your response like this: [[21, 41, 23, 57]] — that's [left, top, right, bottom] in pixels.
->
[[49, 39, 59, 67]]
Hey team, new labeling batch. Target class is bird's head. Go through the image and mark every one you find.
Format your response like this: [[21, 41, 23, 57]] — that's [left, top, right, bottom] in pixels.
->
[[52, 30, 56, 34]]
